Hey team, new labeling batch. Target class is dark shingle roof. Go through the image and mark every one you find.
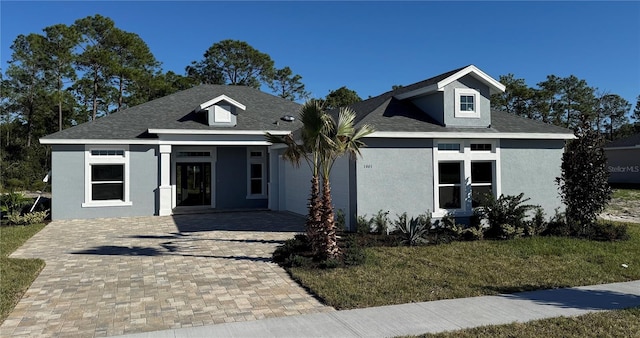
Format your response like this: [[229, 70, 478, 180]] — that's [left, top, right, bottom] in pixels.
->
[[41, 85, 302, 140], [339, 67, 573, 136], [605, 133, 640, 148]]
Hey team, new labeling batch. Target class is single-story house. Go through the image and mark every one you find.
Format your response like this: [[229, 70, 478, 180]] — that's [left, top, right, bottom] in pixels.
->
[[40, 65, 574, 229], [604, 133, 640, 185]]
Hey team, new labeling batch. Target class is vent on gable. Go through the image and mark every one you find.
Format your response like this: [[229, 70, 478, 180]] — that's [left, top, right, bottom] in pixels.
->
[[196, 94, 246, 127]]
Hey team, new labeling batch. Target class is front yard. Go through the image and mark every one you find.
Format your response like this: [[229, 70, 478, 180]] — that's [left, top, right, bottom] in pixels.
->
[[288, 222, 640, 310], [0, 224, 46, 323]]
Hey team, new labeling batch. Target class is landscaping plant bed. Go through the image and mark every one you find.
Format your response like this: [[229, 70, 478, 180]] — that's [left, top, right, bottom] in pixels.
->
[[288, 222, 640, 310]]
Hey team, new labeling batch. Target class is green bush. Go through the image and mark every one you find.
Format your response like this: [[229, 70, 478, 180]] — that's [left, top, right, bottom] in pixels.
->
[[356, 215, 371, 234], [524, 206, 547, 237], [585, 222, 630, 241], [6, 210, 48, 226], [1, 192, 33, 217], [372, 210, 390, 235], [431, 213, 463, 244], [393, 212, 431, 246], [272, 234, 311, 267], [476, 193, 537, 239]]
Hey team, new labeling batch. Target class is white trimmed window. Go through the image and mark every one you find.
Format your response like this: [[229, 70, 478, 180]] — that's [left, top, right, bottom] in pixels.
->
[[247, 148, 267, 198], [83, 146, 131, 207], [454, 88, 481, 118], [433, 140, 500, 216]]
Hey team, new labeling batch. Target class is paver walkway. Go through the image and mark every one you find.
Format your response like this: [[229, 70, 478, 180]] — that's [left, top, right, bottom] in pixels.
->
[[0, 212, 332, 337], [118, 280, 640, 338]]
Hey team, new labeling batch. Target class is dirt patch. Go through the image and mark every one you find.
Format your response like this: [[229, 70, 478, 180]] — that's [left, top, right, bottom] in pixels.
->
[[600, 189, 640, 224]]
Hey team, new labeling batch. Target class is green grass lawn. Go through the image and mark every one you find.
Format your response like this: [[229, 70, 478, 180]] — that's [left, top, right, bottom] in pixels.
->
[[418, 306, 640, 338], [0, 223, 46, 323], [611, 188, 640, 201], [289, 222, 640, 310]]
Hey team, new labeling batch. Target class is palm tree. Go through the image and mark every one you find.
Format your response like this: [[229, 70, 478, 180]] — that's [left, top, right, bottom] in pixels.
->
[[266, 100, 331, 256], [267, 102, 373, 260], [318, 107, 374, 259]]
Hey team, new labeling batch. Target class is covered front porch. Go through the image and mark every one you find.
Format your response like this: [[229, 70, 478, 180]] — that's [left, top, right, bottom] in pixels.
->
[[156, 141, 280, 216]]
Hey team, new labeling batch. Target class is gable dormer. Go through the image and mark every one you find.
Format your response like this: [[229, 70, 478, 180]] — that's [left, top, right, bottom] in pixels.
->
[[196, 94, 246, 127], [395, 65, 505, 128]]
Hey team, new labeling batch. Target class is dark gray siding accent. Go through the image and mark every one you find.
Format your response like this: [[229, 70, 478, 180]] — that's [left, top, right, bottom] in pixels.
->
[[605, 148, 640, 184], [500, 139, 565, 216], [215, 147, 267, 209], [51, 144, 158, 220], [443, 75, 491, 128], [411, 92, 445, 125], [356, 139, 434, 220]]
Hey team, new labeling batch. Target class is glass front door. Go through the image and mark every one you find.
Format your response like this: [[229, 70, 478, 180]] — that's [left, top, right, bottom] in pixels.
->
[[176, 163, 211, 206]]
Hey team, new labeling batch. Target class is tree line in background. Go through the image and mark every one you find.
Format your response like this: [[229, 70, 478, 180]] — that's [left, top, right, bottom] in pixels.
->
[[491, 74, 640, 140], [1, 14, 638, 191]]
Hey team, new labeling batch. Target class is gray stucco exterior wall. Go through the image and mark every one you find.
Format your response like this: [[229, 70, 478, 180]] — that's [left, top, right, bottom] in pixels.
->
[[215, 147, 268, 209], [51, 144, 158, 220], [605, 148, 640, 184], [443, 76, 491, 128], [356, 138, 434, 221], [500, 139, 565, 217]]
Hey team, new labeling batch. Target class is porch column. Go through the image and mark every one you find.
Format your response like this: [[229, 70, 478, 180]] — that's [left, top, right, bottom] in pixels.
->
[[159, 144, 172, 216]]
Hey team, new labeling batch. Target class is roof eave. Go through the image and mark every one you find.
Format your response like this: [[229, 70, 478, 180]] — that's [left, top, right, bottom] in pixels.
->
[[366, 131, 575, 140]]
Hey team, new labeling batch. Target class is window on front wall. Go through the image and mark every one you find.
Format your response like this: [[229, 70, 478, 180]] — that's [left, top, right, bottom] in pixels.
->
[[471, 161, 493, 207], [91, 165, 124, 200], [247, 148, 266, 197], [83, 146, 131, 207], [434, 140, 499, 214], [454, 88, 481, 118], [438, 162, 462, 209]]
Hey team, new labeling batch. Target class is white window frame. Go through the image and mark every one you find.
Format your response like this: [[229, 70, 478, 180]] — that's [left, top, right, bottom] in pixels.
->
[[247, 147, 267, 199], [214, 105, 231, 123], [432, 139, 500, 217], [82, 145, 132, 208], [454, 88, 481, 118]]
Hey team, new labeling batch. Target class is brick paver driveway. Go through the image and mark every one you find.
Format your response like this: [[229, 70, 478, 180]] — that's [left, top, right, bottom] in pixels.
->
[[1, 212, 333, 337]]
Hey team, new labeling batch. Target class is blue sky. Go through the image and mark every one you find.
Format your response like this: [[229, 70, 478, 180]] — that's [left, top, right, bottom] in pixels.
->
[[1, 1, 639, 109]]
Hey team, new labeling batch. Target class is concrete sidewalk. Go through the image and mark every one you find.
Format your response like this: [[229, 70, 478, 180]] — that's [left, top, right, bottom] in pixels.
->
[[119, 280, 640, 338]]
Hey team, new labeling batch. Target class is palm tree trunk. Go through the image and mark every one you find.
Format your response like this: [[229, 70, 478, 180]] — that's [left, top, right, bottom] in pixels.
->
[[321, 176, 341, 260], [306, 175, 322, 256]]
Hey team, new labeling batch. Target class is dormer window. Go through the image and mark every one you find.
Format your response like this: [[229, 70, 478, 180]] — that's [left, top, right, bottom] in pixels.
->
[[454, 88, 480, 118]]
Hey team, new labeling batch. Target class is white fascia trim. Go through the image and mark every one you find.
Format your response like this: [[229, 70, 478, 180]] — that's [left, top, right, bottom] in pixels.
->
[[148, 129, 291, 136], [367, 131, 576, 140], [437, 65, 506, 94], [197, 94, 246, 111], [394, 65, 506, 101], [40, 138, 156, 145], [41, 138, 284, 146]]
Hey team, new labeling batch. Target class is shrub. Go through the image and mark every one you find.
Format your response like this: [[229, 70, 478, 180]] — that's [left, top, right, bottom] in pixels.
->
[[556, 125, 611, 234], [343, 235, 366, 266], [336, 209, 346, 231], [431, 213, 463, 243], [272, 234, 311, 267], [356, 215, 371, 234], [7, 210, 49, 225], [394, 212, 431, 246], [523, 207, 547, 237], [1, 192, 33, 217], [372, 210, 390, 235], [585, 222, 630, 241], [476, 193, 537, 239], [543, 208, 571, 237]]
